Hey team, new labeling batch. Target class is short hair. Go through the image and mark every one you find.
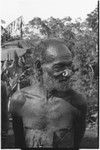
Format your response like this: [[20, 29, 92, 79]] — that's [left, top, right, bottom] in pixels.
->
[[33, 38, 71, 64]]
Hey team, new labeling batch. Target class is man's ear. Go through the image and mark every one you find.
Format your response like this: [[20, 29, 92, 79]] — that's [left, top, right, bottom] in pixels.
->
[[35, 60, 43, 79], [35, 60, 41, 70]]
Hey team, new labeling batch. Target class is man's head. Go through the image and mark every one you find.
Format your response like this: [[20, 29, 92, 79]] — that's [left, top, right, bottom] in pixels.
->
[[34, 38, 74, 92]]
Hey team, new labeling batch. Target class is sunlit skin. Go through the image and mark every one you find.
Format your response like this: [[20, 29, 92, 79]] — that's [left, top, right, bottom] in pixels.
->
[[9, 39, 87, 148]]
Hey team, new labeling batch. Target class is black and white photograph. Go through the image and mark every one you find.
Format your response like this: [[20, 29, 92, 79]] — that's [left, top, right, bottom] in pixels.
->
[[1, 0, 99, 149]]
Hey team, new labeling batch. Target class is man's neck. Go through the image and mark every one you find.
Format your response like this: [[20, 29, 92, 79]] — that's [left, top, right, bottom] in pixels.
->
[[31, 79, 49, 101]]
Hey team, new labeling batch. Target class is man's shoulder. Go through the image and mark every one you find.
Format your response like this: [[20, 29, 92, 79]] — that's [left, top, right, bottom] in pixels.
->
[[70, 90, 87, 114], [63, 90, 87, 114], [9, 85, 42, 115], [11, 84, 41, 100], [21, 85, 41, 96]]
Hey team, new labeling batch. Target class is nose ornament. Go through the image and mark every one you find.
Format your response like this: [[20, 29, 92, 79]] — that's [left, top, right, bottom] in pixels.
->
[[62, 70, 69, 77]]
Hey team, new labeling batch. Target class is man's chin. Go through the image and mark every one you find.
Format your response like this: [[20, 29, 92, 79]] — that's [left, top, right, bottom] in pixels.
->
[[47, 81, 71, 93], [55, 84, 70, 92]]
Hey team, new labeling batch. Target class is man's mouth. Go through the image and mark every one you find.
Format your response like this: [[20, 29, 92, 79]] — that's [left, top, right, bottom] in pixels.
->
[[59, 76, 70, 82]]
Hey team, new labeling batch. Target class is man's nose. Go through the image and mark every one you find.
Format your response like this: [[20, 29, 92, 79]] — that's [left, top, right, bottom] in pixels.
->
[[62, 69, 72, 77]]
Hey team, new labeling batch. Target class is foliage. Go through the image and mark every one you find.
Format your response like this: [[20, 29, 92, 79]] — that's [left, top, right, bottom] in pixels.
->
[[1, 7, 98, 129], [86, 7, 98, 33]]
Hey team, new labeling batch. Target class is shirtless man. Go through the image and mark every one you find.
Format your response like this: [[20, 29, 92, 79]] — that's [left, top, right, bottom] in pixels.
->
[[9, 38, 87, 149]]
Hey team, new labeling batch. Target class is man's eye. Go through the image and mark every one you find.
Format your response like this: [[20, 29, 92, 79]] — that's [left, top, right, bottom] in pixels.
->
[[53, 62, 72, 71], [53, 63, 66, 71], [53, 66, 65, 72]]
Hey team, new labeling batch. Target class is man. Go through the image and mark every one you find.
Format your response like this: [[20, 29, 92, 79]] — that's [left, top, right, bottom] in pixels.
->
[[9, 38, 87, 149]]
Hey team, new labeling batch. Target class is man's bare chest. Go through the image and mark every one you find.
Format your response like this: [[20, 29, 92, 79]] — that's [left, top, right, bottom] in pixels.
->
[[20, 93, 77, 130]]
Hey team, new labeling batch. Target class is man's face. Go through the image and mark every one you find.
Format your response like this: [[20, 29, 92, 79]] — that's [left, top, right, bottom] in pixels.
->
[[42, 43, 73, 92]]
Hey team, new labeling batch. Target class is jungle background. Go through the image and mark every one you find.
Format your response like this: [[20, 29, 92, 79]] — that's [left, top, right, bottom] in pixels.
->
[[1, 5, 99, 148]]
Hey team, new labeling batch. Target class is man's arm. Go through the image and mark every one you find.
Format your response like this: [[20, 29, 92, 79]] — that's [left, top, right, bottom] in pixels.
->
[[8, 90, 26, 148], [71, 91, 87, 148]]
